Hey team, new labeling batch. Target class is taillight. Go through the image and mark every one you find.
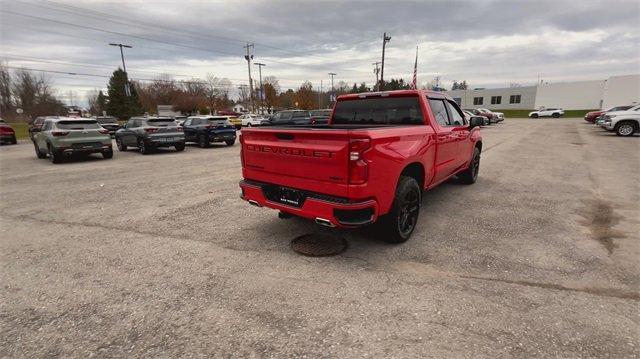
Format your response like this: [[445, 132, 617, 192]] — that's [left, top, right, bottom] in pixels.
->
[[0, 127, 13, 134], [144, 128, 158, 133], [348, 138, 371, 184], [51, 131, 69, 137], [98, 129, 109, 134]]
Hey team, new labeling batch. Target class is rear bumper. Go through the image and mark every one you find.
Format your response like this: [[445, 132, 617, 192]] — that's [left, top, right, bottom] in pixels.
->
[[239, 179, 379, 228], [56, 143, 112, 155]]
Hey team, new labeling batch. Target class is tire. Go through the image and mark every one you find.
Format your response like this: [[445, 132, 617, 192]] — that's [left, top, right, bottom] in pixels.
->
[[225, 139, 235, 146], [11, 135, 17, 145], [198, 134, 209, 148], [116, 137, 127, 151], [378, 176, 421, 244], [138, 138, 152, 155], [48, 143, 62, 164], [459, 147, 481, 185], [552, 113, 560, 118], [531, 113, 539, 118], [34, 142, 47, 159], [175, 142, 185, 151], [615, 121, 637, 137], [102, 150, 113, 159], [247, 123, 252, 127]]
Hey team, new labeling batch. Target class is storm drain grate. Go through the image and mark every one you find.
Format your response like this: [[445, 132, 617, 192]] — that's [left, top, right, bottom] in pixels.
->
[[291, 233, 347, 257]]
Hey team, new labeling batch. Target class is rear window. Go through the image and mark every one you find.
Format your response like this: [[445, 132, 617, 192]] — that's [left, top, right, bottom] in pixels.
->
[[56, 121, 100, 130], [208, 118, 230, 124], [332, 97, 424, 125], [310, 110, 331, 117], [145, 119, 176, 126], [291, 112, 309, 119], [96, 117, 117, 124]]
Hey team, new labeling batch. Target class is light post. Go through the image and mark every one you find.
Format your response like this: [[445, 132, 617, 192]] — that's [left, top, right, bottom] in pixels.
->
[[254, 62, 266, 115], [328, 72, 336, 105], [380, 33, 391, 90]]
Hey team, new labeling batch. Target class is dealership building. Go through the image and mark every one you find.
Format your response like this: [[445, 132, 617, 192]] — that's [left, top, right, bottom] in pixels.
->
[[444, 74, 639, 111]]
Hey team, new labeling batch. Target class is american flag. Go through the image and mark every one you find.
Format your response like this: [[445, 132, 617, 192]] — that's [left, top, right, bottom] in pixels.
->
[[411, 46, 418, 90]]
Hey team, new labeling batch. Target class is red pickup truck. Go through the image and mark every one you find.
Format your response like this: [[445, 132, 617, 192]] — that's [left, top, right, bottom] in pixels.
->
[[239, 90, 483, 243]]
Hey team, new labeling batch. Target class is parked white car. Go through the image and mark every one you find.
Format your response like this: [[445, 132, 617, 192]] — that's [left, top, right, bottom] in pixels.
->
[[529, 107, 565, 118], [601, 105, 640, 136], [239, 114, 264, 127]]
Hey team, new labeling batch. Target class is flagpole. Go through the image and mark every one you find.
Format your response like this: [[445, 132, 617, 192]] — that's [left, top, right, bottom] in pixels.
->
[[412, 46, 418, 89]]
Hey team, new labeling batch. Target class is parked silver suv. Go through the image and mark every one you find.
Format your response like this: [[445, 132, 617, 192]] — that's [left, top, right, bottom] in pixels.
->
[[115, 116, 185, 154]]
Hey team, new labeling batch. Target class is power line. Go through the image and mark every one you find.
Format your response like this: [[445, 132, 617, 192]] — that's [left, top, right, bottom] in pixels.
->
[[2, 9, 364, 72], [26, 0, 348, 62]]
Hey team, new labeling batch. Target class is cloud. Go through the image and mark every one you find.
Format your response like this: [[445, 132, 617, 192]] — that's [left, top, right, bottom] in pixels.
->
[[1, 0, 638, 103]]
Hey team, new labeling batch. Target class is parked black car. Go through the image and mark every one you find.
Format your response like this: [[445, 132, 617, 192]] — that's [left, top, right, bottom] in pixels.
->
[[115, 116, 185, 154], [29, 116, 48, 140], [95, 116, 120, 136], [262, 110, 312, 126], [182, 116, 237, 147], [309, 109, 332, 125]]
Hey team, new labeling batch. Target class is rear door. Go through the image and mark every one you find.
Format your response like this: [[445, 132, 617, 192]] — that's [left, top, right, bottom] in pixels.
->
[[428, 98, 460, 183], [183, 118, 196, 141]]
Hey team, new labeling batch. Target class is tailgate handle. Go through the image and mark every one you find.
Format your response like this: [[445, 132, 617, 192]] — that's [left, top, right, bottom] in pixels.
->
[[275, 133, 294, 140]]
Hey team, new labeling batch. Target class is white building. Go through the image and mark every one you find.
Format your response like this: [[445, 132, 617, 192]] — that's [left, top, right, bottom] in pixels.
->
[[444, 74, 639, 110]]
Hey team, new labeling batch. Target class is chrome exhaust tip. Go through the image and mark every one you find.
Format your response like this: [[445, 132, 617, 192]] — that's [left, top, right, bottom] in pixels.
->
[[315, 217, 336, 227], [248, 200, 261, 207]]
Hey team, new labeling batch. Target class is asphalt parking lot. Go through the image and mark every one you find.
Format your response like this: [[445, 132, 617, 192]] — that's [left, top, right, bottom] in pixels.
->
[[1, 118, 638, 357]]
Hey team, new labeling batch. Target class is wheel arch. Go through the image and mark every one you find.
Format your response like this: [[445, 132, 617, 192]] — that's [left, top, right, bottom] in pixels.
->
[[400, 162, 426, 191]]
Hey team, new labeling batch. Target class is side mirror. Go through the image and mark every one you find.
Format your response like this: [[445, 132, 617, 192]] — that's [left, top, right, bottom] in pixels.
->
[[469, 116, 484, 128]]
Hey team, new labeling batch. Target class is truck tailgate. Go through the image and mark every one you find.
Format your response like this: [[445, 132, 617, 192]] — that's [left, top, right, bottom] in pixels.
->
[[241, 128, 350, 191]]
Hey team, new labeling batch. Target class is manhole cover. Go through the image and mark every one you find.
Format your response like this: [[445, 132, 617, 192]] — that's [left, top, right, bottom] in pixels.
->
[[291, 233, 347, 257]]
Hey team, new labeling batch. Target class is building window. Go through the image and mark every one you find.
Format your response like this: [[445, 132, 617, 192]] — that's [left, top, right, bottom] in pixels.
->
[[473, 97, 483, 105], [491, 96, 502, 105], [509, 95, 521, 104], [453, 97, 461, 105]]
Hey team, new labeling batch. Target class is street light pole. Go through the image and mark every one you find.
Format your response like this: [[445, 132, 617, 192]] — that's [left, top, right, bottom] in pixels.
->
[[254, 62, 266, 115], [244, 43, 254, 113], [109, 43, 132, 96], [328, 72, 336, 105], [380, 33, 391, 91]]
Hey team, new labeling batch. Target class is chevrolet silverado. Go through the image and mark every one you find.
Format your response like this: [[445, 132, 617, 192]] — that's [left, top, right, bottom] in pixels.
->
[[239, 90, 483, 243]]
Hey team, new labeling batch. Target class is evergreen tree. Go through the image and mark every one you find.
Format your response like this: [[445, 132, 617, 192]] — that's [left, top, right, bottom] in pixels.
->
[[96, 91, 107, 115], [106, 68, 143, 119], [452, 81, 459, 90]]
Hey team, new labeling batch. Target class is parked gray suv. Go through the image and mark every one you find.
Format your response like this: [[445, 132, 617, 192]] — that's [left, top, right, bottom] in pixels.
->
[[115, 116, 185, 154]]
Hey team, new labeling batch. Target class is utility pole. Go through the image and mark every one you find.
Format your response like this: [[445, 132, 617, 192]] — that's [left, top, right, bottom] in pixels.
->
[[109, 43, 132, 96], [319, 80, 323, 108], [254, 62, 265, 115], [372, 61, 381, 91], [380, 33, 391, 91], [328, 72, 336, 105], [243, 43, 254, 113]]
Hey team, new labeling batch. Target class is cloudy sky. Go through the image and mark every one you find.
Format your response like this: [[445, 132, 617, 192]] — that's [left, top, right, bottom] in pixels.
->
[[1, 0, 639, 105]]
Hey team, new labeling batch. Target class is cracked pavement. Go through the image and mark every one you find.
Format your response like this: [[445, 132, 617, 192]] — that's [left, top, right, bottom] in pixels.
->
[[1, 119, 639, 357]]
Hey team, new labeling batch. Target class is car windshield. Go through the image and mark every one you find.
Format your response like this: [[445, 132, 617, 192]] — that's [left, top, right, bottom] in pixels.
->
[[146, 119, 176, 126], [332, 96, 424, 125], [96, 117, 117, 124], [56, 120, 100, 130]]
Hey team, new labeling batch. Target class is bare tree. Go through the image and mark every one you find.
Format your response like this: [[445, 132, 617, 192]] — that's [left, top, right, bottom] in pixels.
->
[[0, 63, 13, 117]]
